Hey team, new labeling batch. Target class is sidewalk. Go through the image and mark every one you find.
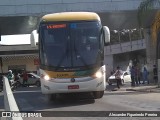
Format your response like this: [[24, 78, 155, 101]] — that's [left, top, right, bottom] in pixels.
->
[[106, 82, 160, 92], [122, 83, 160, 92]]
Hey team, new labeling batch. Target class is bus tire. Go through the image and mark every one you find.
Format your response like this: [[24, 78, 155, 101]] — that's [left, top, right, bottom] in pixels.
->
[[93, 91, 104, 99]]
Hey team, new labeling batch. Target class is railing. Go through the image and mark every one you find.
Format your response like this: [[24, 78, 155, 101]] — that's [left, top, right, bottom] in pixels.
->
[[3, 76, 23, 120], [109, 28, 144, 45]]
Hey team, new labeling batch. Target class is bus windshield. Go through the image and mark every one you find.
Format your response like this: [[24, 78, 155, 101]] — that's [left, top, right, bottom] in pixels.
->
[[39, 21, 102, 70]]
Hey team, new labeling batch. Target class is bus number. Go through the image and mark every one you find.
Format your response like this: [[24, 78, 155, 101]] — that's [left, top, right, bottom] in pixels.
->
[[57, 74, 68, 77]]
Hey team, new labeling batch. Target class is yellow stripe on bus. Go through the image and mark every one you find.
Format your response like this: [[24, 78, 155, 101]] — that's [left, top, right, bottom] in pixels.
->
[[45, 70, 78, 78], [44, 68, 97, 78]]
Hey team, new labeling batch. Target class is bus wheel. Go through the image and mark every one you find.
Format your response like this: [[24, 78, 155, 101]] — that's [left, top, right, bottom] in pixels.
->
[[46, 94, 56, 101], [93, 91, 104, 99]]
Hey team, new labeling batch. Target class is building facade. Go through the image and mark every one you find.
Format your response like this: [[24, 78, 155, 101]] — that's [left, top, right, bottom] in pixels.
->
[[0, 44, 38, 74]]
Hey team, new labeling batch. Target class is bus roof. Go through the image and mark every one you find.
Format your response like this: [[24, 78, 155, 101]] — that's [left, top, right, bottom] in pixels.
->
[[41, 12, 100, 22]]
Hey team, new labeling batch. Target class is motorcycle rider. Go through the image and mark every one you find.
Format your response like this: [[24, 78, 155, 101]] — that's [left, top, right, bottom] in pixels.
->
[[14, 72, 20, 88], [7, 70, 14, 86]]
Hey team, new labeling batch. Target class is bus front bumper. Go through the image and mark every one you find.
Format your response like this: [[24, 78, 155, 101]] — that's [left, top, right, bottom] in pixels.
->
[[41, 77, 106, 94]]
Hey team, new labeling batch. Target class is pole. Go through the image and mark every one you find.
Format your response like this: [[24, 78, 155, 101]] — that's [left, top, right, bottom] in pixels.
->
[[158, 59, 160, 87], [0, 57, 3, 73], [118, 31, 122, 52], [129, 30, 132, 51]]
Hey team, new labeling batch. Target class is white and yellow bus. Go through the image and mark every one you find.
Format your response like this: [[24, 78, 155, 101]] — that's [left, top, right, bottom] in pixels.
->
[[36, 12, 110, 100]]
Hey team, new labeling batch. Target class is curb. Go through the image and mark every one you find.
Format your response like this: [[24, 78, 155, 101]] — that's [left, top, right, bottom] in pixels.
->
[[126, 89, 137, 91], [126, 87, 160, 92], [106, 84, 160, 92]]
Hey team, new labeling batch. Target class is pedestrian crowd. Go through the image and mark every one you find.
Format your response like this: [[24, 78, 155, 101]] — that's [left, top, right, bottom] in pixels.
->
[[129, 64, 158, 87], [111, 60, 158, 89], [130, 65, 148, 87]]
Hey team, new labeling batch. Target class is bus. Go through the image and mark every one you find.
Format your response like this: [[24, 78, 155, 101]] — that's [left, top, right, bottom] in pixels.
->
[[33, 12, 110, 100]]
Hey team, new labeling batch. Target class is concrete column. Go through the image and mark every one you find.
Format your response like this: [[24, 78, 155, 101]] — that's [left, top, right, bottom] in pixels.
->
[[143, 28, 157, 83], [104, 55, 113, 78]]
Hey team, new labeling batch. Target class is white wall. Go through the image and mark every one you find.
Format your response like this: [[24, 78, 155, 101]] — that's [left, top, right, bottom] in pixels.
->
[[104, 54, 113, 78], [0, 45, 37, 52], [105, 39, 146, 55], [143, 29, 157, 83]]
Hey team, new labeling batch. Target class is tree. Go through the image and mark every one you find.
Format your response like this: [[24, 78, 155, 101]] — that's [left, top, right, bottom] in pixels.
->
[[138, 0, 160, 45]]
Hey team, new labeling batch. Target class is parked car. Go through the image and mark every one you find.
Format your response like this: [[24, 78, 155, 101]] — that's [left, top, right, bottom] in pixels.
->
[[17, 72, 41, 87], [107, 71, 131, 85]]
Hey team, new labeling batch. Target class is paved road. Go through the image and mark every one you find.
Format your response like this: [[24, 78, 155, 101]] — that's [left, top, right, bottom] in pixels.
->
[[1, 83, 160, 120], [12, 87, 160, 111], [13, 84, 160, 120]]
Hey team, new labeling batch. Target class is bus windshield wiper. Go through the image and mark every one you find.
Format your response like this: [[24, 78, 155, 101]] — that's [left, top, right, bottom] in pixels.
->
[[73, 39, 89, 69], [55, 40, 69, 71]]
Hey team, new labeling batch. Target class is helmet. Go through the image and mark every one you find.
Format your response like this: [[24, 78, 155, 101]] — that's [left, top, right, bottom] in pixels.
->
[[8, 70, 12, 73]]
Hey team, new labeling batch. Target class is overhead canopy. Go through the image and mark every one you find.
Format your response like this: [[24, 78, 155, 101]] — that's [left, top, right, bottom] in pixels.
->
[[99, 10, 158, 30], [0, 16, 39, 35], [0, 10, 157, 35]]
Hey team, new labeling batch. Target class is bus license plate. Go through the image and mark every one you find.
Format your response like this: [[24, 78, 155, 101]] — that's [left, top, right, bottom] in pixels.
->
[[68, 85, 79, 89]]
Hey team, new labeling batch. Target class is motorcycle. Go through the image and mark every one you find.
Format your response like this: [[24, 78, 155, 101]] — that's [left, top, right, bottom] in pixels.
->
[[10, 79, 17, 91], [0, 77, 18, 92]]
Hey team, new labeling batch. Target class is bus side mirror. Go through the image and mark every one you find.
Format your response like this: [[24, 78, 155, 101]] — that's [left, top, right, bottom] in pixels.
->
[[30, 30, 38, 47], [102, 26, 110, 44]]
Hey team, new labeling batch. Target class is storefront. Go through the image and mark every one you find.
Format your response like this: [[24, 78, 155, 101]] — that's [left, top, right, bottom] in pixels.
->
[[0, 55, 39, 74]]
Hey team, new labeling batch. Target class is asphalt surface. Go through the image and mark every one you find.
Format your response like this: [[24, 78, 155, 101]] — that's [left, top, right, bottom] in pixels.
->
[[0, 82, 160, 120]]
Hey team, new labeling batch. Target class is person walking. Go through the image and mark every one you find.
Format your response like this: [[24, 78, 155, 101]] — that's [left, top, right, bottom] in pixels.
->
[[153, 65, 158, 84], [142, 67, 149, 84], [130, 66, 136, 87], [22, 70, 28, 87], [135, 65, 141, 85], [115, 66, 122, 89]]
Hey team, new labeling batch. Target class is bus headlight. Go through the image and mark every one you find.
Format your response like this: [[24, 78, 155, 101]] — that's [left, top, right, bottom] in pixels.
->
[[44, 75, 50, 80], [95, 71, 103, 78]]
